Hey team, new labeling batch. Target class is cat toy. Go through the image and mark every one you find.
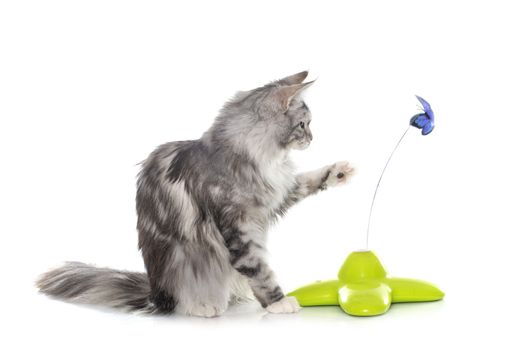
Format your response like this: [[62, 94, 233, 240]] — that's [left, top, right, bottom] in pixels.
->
[[288, 96, 444, 316]]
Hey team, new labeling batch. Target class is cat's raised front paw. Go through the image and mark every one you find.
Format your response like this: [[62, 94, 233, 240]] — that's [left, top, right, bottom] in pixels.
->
[[266, 296, 301, 314], [324, 161, 355, 188]]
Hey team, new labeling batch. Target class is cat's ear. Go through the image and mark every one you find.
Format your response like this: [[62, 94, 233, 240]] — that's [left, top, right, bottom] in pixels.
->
[[274, 80, 315, 110], [277, 71, 309, 85]]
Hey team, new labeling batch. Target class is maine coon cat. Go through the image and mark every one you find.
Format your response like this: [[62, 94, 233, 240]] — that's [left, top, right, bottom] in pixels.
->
[[37, 71, 354, 317]]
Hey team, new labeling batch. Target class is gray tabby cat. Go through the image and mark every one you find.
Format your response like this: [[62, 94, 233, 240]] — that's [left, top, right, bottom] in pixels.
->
[[37, 71, 354, 317]]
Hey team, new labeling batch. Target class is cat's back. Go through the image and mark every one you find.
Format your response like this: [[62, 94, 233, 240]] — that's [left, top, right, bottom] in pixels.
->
[[138, 138, 295, 214], [136, 140, 200, 189]]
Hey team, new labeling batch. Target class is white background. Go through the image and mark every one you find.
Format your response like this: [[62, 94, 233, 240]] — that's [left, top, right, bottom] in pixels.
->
[[1, 0, 523, 349]]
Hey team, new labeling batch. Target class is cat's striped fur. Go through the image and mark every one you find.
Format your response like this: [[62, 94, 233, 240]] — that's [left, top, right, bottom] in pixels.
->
[[36, 71, 354, 317]]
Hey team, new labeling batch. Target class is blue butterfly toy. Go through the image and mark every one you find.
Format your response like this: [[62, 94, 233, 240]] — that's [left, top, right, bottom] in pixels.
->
[[410, 95, 434, 135]]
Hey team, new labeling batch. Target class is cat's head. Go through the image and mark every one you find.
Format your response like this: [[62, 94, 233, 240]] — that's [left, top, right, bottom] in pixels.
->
[[268, 72, 315, 151], [207, 71, 315, 160]]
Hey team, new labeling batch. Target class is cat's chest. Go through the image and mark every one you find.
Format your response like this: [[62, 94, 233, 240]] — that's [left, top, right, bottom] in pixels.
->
[[254, 160, 295, 211]]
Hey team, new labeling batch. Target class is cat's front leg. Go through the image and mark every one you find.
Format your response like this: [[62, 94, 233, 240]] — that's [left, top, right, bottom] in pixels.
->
[[225, 231, 300, 313], [315, 161, 355, 191], [280, 161, 355, 213]]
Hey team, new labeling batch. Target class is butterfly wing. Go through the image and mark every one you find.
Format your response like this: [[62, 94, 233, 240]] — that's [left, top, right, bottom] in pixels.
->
[[410, 113, 429, 128], [410, 113, 434, 135], [422, 120, 435, 135], [415, 95, 434, 120]]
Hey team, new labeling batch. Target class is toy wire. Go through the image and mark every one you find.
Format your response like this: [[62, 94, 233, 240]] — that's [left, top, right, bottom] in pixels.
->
[[365, 126, 411, 250]]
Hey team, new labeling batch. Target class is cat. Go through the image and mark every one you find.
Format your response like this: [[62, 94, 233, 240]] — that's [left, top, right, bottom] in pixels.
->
[[36, 71, 355, 317]]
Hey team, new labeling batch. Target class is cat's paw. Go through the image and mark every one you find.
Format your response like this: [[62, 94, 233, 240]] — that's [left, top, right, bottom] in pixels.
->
[[265, 296, 301, 314], [324, 161, 355, 188], [188, 303, 226, 318]]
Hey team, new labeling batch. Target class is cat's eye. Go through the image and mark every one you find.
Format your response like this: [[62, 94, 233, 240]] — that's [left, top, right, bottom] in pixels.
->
[[299, 121, 305, 129]]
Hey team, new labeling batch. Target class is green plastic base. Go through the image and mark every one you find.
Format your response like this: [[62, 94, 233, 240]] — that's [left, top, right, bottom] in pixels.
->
[[288, 251, 444, 316]]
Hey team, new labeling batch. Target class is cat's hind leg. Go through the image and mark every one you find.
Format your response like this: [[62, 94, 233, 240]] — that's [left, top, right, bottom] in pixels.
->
[[164, 241, 232, 318], [139, 233, 179, 314], [229, 270, 255, 304]]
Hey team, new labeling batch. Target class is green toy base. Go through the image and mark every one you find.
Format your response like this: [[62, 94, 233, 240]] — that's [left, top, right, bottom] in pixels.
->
[[288, 250, 444, 316]]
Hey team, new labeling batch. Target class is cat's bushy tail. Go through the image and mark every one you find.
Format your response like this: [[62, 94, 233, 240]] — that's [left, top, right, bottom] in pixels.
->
[[36, 262, 154, 313]]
